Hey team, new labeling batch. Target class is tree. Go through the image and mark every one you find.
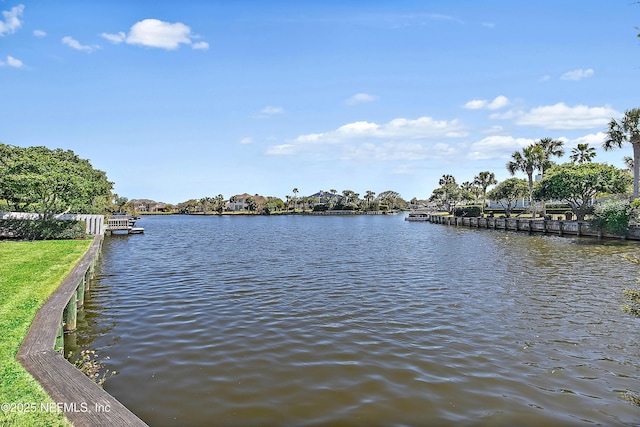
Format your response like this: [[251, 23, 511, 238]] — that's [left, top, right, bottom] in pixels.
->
[[112, 194, 128, 213], [473, 171, 497, 214], [603, 108, 640, 199], [377, 190, 405, 211], [245, 196, 257, 212], [506, 144, 544, 217], [535, 137, 565, 216], [213, 194, 225, 214], [536, 137, 565, 176], [364, 190, 376, 210], [429, 184, 472, 214], [0, 144, 113, 219], [533, 163, 632, 220], [292, 188, 299, 211], [486, 178, 529, 218], [439, 174, 456, 186], [570, 143, 596, 164]]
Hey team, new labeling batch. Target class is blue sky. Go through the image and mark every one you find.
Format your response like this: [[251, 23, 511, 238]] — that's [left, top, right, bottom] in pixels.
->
[[1, 1, 639, 204]]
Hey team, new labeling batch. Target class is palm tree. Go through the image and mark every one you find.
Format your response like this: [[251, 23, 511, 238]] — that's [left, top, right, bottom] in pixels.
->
[[364, 190, 376, 210], [506, 144, 544, 217], [439, 174, 456, 186], [604, 108, 640, 199], [535, 137, 564, 216], [570, 143, 596, 164], [473, 171, 497, 214], [292, 188, 299, 211], [536, 137, 564, 177]]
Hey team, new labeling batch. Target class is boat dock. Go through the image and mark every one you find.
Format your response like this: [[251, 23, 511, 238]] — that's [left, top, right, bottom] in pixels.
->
[[106, 216, 144, 235]]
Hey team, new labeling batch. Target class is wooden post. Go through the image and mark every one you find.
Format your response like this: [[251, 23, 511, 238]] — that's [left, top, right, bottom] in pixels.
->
[[528, 219, 533, 235], [63, 289, 78, 332], [558, 221, 564, 236], [84, 269, 91, 292], [55, 319, 64, 354], [577, 221, 582, 237], [76, 280, 85, 308]]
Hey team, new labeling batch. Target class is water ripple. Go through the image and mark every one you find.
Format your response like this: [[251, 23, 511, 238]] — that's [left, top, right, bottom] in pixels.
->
[[75, 215, 640, 426]]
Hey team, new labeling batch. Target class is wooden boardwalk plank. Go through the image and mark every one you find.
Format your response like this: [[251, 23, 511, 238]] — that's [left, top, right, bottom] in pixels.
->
[[16, 236, 148, 427]]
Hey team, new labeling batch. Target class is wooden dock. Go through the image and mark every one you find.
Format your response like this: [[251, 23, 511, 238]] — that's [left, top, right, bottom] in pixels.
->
[[106, 217, 144, 235], [16, 235, 148, 426]]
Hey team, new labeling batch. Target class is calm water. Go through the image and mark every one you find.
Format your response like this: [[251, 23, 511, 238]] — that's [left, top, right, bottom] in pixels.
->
[[72, 214, 640, 426]]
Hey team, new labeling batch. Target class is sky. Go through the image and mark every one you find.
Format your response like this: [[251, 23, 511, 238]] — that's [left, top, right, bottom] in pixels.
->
[[1, 1, 639, 204]]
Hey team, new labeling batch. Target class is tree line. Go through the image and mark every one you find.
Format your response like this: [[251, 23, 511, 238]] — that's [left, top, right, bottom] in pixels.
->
[[428, 108, 640, 222]]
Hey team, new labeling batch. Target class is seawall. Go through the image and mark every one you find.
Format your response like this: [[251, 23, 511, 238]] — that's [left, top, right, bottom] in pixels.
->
[[407, 214, 640, 241], [16, 235, 147, 426]]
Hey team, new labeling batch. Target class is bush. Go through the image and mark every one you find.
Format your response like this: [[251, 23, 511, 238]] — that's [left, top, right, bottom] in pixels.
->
[[0, 219, 86, 240], [454, 206, 481, 217], [590, 199, 633, 235]]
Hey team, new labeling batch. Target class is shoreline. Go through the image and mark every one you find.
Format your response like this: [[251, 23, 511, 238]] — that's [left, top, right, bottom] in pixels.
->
[[16, 235, 148, 427], [407, 212, 640, 241]]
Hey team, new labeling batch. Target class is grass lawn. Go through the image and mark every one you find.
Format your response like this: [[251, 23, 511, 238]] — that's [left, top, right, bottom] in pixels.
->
[[0, 239, 91, 427]]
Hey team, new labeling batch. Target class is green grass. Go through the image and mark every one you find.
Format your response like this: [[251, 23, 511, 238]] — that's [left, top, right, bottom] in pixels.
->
[[0, 239, 91, 427]]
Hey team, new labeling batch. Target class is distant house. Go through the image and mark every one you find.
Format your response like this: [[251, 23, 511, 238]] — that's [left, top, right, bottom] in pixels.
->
[[226, 193, 267, 212], [131, 199, 169, 213]]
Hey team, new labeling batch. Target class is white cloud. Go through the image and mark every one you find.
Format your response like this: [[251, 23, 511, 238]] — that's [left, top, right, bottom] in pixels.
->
[[0, 55, 24, 68], [101, 31, 126, 44], [564, 132, 607, 150], [192, 41, 209, 50], [239, 137, 254, 145], [561, 68, 594, 81], [467, 136, 533, 160], [345, 93, 378, 105], [113, 18, 207, 50], [266, 116, 466, 157], [481, 22, 495, 29], [0, 4, 23, 36], [464, 99, 487, 110], [515, 103, 618, 130], [127, 19, 191, 49], [260, 105, 284, 116], [487, 95, 509, 110], [33, 29, 46, 37], [62, 36, 100, 52], [464, 95, 509, 110]]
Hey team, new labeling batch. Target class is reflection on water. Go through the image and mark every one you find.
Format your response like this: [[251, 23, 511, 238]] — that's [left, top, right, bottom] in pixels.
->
[[75, 215, 640, 426]]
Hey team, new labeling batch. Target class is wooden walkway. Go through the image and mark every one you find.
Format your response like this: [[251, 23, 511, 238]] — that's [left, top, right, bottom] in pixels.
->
[[16, 235, 148, 426]]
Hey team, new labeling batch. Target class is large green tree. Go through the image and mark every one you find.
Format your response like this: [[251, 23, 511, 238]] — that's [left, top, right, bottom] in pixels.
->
[[604, 108, 640, 199], [486, 178, 528, 218], [533, 163, 631, 220], [0, 144, 113, 218]]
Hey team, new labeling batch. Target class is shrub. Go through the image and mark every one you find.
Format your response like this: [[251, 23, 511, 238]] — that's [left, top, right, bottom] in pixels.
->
[[0, 219, 86, 240], [590, 199, 633, 235], [454, 206, 482, 217]]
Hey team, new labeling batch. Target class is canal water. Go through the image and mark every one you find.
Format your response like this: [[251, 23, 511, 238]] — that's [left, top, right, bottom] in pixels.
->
[[74, 214, 640, 426]]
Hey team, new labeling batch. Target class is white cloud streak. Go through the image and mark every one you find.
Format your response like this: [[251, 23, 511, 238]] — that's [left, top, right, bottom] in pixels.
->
[[464, 95, 509, 110], [514, 103, 618, 130], [0, 4, 23, 36], [561, 68, 594, 81], [62, 36, 100, 53], [346, 93, 378, 105], [102, 18, 208, 50], [0, 55, 24, 68], [266, 116, 466, 158], [467, 136, 533, 160]]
